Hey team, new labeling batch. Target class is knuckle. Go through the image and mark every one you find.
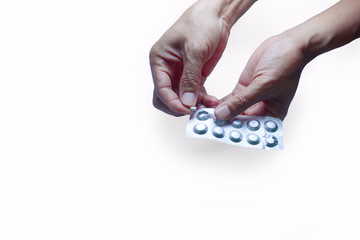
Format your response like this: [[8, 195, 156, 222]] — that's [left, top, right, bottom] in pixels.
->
[[149, 48, 156, 61], [149, 44, 155, 56], [233, 93, 249, 106], [181, 71, 200, 90], [149, 44, 160, 61], [229, 93, 249, 113]]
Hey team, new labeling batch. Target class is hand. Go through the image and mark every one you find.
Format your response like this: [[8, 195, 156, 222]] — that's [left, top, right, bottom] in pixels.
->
[[215, 35, 307, 120], [150, 2, 231, 116]]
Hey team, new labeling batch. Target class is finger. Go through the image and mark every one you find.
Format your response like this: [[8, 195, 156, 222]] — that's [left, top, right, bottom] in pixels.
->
[[214, 82, 266, 121], [179, 58, 204, 107], [242, 101, 276, 117], [213, 50, 261, 120], [151, 64, 191, 115], [243, 100, 289, 120], [195, 86, 219, 108], [152, 90, 185, 117], [203, 94, 219, 107]]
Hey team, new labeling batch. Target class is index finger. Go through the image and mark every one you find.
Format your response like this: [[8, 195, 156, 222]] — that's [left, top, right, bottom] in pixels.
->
[[151, 62, 191, 115]]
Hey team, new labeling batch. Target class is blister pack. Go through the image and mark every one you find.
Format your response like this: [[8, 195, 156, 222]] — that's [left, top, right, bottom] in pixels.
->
[[186, 108, 283, 150]]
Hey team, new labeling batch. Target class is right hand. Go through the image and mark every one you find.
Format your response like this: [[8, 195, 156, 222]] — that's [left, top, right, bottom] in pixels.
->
[[149, 2, 230, 116], [215, 35, 307, 120]]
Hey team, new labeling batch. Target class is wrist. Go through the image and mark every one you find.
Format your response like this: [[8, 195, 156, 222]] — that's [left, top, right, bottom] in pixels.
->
[[282, 22, 334, 64], [280, 27, 315, 64], [196, 0, 257, 28], [282, 0, 360, 63]]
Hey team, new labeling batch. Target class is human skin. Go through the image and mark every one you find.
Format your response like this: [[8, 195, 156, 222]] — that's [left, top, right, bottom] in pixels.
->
[[150, 0, 360, 120], [149, 0, 257, 116], [214, 0, 360, 120]]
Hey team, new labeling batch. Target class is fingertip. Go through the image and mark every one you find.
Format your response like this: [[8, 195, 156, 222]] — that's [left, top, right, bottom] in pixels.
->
[[181, 92, 197, 107], [170, 100, 192, 115], [203, 95, 219, 107], [214, 104, 231, 121]]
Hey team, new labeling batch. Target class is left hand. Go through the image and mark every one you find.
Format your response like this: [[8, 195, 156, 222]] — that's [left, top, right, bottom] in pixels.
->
[[215, 34, 307, 120]]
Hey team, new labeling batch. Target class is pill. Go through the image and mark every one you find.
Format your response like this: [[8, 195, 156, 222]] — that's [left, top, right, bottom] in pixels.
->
[[246, 120, 260, 131], [196, 111, 210, 121], [264, 120, 278, 132], [190, 106, 197, 111], [186, 108, 283, 150], [265, 135, 278, 147], [193, 123, 208, 135], [212, 126, 225, 138], [229, 130, 242, 143], [213, 119, 227, 126], [246, 133, 260, 145], [231, 119, 243, 128]]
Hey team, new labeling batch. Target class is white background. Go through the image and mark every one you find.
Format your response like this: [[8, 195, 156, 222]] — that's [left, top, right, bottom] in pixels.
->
[[1, 0, 360, 239]]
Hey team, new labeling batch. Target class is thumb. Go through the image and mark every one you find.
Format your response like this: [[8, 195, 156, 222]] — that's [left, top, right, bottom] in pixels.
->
[[215, 83, 264, 120], [179, 59, 203, 107]]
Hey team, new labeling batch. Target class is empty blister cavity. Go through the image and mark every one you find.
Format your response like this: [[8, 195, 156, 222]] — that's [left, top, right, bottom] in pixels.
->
[[193, 123, 208, 135], [264, 120, 278, 132], [186, 108, 283, 150], [229, 130, 242, 143], [196, 110, 210, 121], [265, 135, 278, 148], [212, 126, 225, 138], [246, 133, 260, 145], [232, 119, 243, 128], [247, 120, 260, 131]]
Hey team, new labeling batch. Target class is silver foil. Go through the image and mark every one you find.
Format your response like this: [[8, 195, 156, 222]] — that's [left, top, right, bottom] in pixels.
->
[[186, 108, 284, 150]]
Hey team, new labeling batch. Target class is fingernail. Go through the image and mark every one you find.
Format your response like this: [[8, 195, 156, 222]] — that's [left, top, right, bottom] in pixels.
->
[[181, 92, 196, 106], [215, 104, 231, 120]]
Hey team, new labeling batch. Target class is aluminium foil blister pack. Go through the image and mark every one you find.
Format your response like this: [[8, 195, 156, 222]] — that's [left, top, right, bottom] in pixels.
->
[[186, 108, 284, 150]]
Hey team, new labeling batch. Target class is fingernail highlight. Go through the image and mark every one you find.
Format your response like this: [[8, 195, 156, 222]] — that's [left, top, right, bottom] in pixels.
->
[[181, 92, 196, 106], [215, 104, 231, 120]]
